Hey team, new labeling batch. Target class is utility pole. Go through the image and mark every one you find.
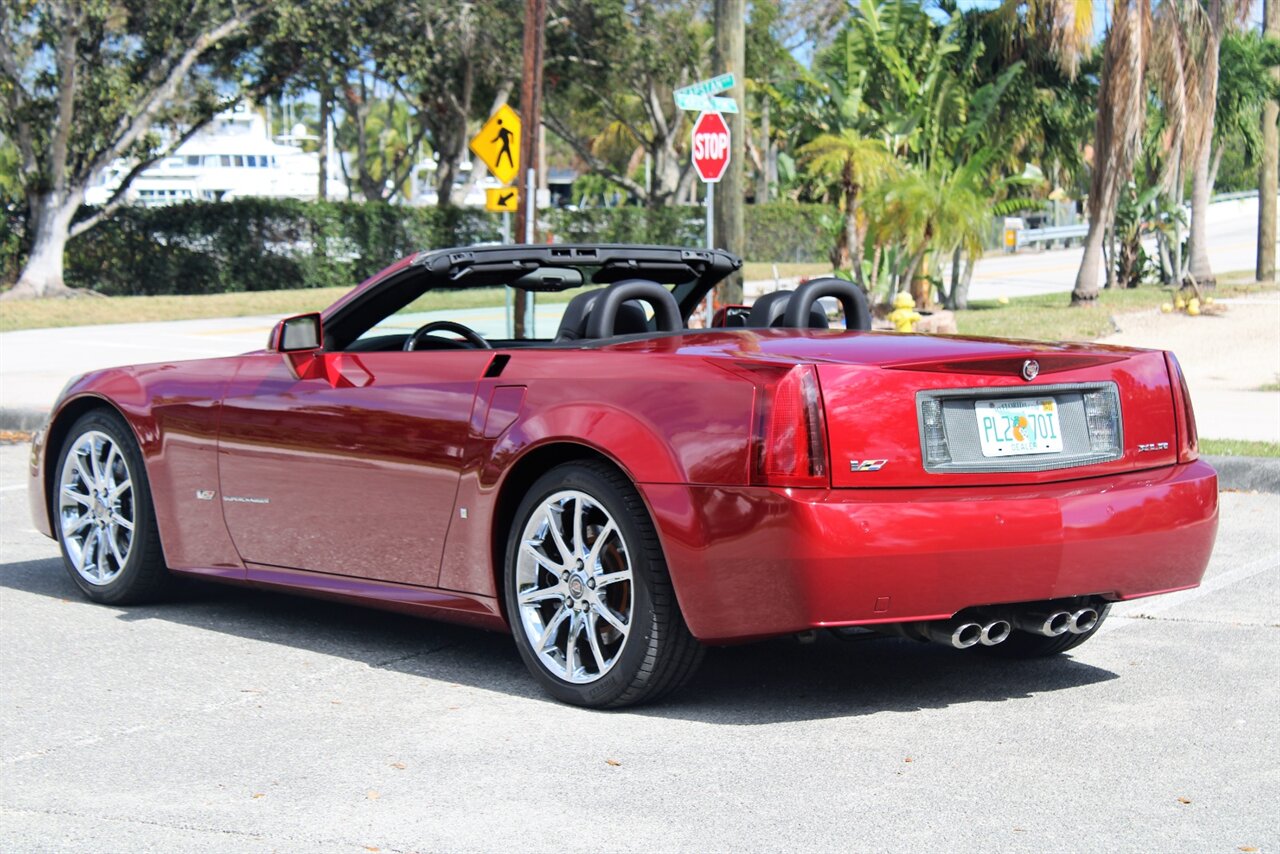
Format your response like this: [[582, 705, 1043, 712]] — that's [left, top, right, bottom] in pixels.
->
[[513, 0, 547, 338], [1259, 0, 1278, 283], [317, 87, 330, 201], [713, 0, 745, 305]]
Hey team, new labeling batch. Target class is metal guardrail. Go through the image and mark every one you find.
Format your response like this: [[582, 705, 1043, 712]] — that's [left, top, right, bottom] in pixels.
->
[[1210, 190, 1259, 203], [1014, 224, 1089, 249]]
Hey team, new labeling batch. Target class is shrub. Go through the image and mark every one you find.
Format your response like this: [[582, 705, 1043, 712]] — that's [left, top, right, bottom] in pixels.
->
[[41, 198, 836, 296]]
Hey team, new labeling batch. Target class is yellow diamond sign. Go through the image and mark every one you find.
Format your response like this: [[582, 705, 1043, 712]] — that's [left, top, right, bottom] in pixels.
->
[[470, 105, 521, 185], [486, 187, 519, 212]]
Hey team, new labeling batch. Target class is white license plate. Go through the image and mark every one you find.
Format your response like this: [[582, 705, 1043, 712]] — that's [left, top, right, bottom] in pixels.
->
[[975, 397, 1064, 457]]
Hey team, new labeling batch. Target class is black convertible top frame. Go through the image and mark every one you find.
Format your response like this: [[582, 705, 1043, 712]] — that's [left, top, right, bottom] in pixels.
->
[[322, 244, 742, 348], [411, 243, 742, 319]]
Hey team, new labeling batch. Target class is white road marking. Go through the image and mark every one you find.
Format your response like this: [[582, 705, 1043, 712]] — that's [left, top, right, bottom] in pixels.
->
[[1100, 552, 1280, 635], [0, 484, 26, 493]]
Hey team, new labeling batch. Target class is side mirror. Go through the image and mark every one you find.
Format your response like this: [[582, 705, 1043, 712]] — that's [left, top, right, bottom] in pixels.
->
[[271, 313, 323, 353]]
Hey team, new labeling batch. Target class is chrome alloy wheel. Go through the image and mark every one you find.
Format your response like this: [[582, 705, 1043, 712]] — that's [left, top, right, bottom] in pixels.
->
[[58, 430, 135, 585], [515, 489, 634, 684]]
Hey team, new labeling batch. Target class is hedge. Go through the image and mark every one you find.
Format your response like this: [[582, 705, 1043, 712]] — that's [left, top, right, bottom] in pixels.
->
[[63, 199, 500, 296], [3, 199, 834, 295]]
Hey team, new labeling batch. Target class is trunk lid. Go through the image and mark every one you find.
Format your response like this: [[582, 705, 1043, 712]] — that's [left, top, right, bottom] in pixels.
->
[[605, 329, 1182, 487], [814, 339, 1178, 488]]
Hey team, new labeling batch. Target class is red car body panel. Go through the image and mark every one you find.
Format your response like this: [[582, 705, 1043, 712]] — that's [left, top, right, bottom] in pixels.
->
[[29, 253, 1219, 645], [643, 461, 1217, 642]]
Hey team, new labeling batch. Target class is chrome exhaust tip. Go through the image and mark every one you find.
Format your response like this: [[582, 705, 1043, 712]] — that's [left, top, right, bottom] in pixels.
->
[[979, 620, 1012, 646], [1069, 608, 1100, 634], [945, 622, 983, 649], [1011, 610, 1073, 637]]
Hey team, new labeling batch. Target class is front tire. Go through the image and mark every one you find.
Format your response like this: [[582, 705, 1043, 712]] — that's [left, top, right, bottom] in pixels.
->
[[53, 410, 173, 605], [503, 461, 703, 708]]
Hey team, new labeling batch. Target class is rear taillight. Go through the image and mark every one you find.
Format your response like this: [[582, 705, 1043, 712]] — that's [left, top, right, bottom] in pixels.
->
[[752, 365, 828, 487], [1165, 352, 1199, 462]]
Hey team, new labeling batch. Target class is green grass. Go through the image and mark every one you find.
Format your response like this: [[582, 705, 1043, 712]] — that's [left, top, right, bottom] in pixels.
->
[[953, 276, 1277, 342], [954, 288, 1167, 341], [0, 262, 835, 333], [1199, 438, 1280, 458], [0, 284, 593, 333], [0, 265, 1272, 338], [740, 261, 836, 283]]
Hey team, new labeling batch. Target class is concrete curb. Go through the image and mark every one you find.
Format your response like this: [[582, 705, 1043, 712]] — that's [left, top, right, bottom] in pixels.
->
[[0, 408, 49, 431], [1203, 455, 1280, 495], [3, 405, 1276, 493]]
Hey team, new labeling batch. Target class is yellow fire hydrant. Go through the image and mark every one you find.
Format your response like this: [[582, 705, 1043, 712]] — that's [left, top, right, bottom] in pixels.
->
[[887, 291, 922, 333]]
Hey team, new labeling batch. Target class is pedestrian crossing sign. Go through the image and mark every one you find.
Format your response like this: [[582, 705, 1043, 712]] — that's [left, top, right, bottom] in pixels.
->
[[470, 105, 522, 185]]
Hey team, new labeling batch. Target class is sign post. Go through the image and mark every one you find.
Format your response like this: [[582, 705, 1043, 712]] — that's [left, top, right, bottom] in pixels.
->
[[471, 105, 524, 336], [691, 110, 731, 325]]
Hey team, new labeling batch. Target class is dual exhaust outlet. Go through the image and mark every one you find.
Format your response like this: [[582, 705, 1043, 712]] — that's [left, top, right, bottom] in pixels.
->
[[923, 607, 1100, 649]]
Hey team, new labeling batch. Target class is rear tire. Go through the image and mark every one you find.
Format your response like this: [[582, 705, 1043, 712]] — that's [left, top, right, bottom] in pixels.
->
[[53, 410, 173, 605], [980, 605, 1111, 659], [503, 461, 703, 708]]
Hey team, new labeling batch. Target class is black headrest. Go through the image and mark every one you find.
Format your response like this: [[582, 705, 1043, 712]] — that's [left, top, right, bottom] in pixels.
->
[[785, 278, 872, 331], [746, 290, 828, 329], [555, 289, 650, 342], [584, 279, 683, 339]]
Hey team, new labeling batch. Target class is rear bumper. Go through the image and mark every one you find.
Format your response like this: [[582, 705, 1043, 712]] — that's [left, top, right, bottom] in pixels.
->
[[642, 460, 1219, 643]]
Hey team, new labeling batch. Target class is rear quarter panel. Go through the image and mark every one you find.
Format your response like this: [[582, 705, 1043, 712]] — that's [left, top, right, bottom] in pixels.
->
[[437, 349, 757, 595]]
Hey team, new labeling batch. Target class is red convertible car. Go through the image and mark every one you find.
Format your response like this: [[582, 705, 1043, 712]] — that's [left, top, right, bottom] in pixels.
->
[[28, 244, 1218, 707]]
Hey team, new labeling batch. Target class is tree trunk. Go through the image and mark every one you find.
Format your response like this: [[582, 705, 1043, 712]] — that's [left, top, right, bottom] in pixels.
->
[[1072, 0, 1149, 305], [846, 198, 865, 288], [903, 247, 929, 307], [1259, 0, 1278, 283], [868, 243, 882, 296], [4, 193, 79, 299], [757, 96, 771, 203], [955, 253, 976, 310], [1102, 224, 1115, 290], [829, 223, 852, 270], [1072, 220, 1107, 305], [946, 246, 962, 309], [1186, 140, 1216, 288], [1157, 231, 1174, 283]]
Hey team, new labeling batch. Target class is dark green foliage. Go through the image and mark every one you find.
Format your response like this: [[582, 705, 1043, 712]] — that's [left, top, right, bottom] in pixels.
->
[[63, 200, 500, 296], [742, 204, 834, 263], [545, 206, 704, 246], [51, 200, 835, 295]]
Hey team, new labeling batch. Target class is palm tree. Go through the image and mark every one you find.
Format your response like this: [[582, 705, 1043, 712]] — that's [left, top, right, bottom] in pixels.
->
[[993, 0, 1096, 77], [1261, 0, 1279, 283], [869, 155, 1000, 308], [798, 131, 895, 284], [1182, 0, 1253, 288], [1071, 0, 1152, 306]]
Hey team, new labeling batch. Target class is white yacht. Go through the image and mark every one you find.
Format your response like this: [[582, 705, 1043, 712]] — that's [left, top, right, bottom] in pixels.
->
[[84, 103, 347, 207]]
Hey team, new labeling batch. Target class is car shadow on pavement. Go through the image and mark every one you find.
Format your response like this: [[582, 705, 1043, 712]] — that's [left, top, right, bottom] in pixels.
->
[[1, 557, 1119, 725]]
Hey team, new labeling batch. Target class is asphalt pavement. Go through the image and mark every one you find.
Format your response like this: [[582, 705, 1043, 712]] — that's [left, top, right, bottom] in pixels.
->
[[0, 441, 1277, 852]]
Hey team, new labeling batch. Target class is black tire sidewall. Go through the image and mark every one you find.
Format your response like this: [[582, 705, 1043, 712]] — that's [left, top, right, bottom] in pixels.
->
[[503, 463, 661, 708], [53, 410, 164, 604]]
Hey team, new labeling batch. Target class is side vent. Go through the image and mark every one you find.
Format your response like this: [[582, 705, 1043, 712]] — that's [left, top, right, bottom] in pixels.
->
[[484, 354, 511, 378]]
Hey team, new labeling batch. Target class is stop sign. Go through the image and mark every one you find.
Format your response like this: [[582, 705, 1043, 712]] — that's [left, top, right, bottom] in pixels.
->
[[691, 111, 730, 183]]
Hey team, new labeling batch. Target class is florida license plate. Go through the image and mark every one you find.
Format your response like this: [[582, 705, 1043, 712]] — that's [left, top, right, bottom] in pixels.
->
[[975, 397, 1064, 457]]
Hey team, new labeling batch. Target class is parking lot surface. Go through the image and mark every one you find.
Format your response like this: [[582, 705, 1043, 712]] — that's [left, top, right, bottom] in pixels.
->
[[1, 442, 1276, 852]]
